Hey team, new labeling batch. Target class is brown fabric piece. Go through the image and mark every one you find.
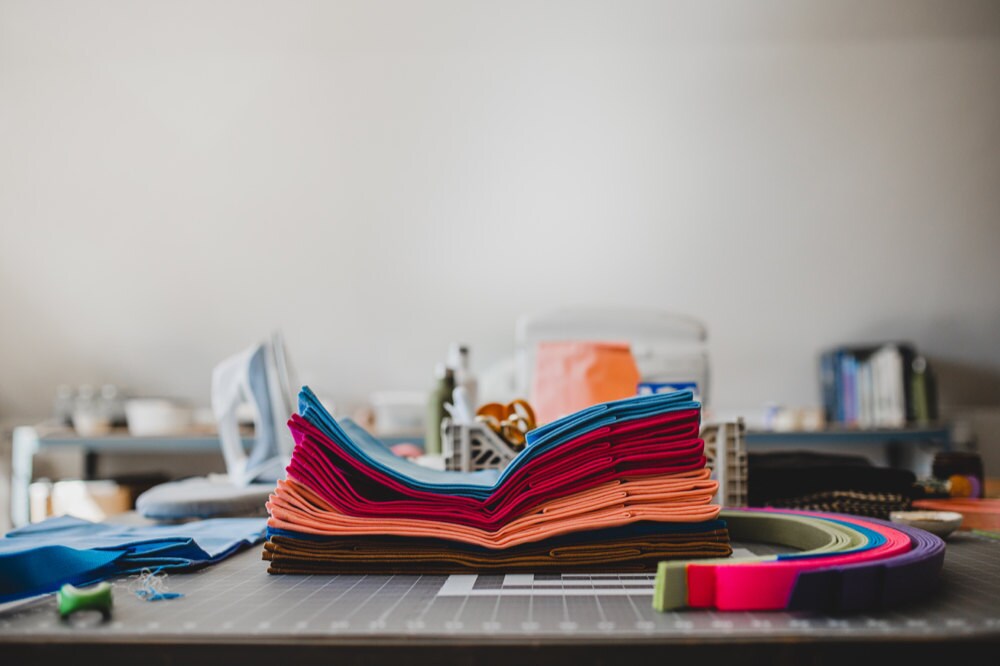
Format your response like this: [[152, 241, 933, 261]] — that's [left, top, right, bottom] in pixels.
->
[[262, 529, 731, 574]]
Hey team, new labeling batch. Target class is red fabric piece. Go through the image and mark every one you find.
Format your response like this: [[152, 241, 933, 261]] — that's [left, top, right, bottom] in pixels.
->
[[285, 409, 705, 530]]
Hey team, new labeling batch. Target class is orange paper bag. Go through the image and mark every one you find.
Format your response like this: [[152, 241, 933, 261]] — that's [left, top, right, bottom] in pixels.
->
[[531, 341, 641, 425]]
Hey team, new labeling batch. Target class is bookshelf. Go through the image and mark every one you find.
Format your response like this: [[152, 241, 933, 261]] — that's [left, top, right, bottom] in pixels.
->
[[746, 425, 950, 447]]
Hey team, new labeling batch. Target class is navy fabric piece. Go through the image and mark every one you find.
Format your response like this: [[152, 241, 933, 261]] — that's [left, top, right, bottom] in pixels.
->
[[785, 515, 945, 612], [267, 519, 728, 551], [297, 385, 700, 498], [0, 516, 266, 603]]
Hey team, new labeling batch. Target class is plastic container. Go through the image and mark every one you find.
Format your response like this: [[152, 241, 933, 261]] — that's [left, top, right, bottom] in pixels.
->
[[932, 451, 985, 499], [72, 385, 112, 436], [370, 390, 427, 436], [448, 343, 479, 411], [424, 365, 455, 456]]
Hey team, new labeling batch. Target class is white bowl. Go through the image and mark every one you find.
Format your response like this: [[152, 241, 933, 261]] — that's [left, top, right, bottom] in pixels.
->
[[125, 399, 193, 436], [890, 510, 964, 539]]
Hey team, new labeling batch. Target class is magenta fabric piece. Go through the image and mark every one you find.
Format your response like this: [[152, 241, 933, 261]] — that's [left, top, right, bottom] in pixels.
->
[[284, 409, 705, 530]]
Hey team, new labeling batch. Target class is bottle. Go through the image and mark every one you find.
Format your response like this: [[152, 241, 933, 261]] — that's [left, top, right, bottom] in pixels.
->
[[447, 343, 479, 413], [72, 384, 112, 436], [100, 384, 127, 427], [53, 385, 76, 426], [424, 363, 455, 456]]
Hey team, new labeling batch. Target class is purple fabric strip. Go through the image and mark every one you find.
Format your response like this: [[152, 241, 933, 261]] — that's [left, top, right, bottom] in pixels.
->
[[788, 516, 945, 612]]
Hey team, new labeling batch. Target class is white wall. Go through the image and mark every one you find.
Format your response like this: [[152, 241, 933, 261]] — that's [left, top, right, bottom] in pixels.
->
[[2, 0, 999, 426]]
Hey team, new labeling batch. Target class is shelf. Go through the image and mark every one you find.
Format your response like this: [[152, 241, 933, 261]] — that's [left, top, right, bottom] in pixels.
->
[[9, 423, 254, 528], [24, 422, 254, 452], [745, 425, 950, 447]]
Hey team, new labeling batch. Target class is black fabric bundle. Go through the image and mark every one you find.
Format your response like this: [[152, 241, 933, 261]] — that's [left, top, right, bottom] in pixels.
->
[[748, 451, 915, 519]]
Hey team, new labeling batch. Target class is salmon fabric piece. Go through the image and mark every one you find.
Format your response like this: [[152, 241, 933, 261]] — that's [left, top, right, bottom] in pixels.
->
[[266, 470, 720, 550], [531, 341, 642, 425]]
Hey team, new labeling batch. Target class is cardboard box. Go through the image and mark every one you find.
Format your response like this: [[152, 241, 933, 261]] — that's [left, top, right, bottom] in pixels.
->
[[29, 479, 131, 523]]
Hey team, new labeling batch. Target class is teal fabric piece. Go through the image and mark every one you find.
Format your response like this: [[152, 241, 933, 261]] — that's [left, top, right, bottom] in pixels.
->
[[777, 517, 885, 560], [0, 515, 266, 603], [298, 386, 700, 498]]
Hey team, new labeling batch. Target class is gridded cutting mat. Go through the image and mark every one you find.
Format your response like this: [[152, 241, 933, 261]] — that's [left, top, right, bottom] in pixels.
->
[[2, 533, 999, 641]]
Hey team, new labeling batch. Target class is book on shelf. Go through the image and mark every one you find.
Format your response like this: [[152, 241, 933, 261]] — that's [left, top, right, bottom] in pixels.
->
[[819, 342, 938, 429]]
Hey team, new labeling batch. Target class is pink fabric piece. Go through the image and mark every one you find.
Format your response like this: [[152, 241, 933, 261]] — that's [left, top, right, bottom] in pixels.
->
[[285, 409, 705, 529]]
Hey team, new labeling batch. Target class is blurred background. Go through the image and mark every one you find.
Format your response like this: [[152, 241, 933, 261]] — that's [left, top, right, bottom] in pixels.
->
[[1, 0, 998, 529]]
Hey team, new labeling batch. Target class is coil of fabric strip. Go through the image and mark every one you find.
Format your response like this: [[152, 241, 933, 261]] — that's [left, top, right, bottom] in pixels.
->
[[653, 510, 878, 611], [652, 509, 938, 612]]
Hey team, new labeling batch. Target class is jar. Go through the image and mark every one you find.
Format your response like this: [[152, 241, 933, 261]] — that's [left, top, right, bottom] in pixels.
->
[[932, 451, 984, 499]]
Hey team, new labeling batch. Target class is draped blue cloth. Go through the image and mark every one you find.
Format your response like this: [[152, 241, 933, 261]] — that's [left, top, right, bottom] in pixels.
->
[[0, 515, 266, 603]]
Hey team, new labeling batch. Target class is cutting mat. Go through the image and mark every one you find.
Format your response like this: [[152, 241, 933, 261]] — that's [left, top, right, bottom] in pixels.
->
[[2, 533, 999, 641]]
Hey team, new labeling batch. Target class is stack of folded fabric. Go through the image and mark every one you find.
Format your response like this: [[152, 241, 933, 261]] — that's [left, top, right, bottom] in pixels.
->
[[264, 387, 731, 574]]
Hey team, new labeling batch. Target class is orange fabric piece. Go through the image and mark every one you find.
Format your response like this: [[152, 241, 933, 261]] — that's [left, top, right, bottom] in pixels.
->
[[530, 341, 641, 425], [267, 468, 720, 550], [913, 498, 1000, 531]]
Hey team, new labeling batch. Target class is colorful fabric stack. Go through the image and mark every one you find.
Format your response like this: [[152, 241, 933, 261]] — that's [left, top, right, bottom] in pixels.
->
[[264, 387, 731, 574]]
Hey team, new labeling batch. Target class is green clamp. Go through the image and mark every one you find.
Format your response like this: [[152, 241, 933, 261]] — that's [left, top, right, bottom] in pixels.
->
[[58, 582, 113, 621]]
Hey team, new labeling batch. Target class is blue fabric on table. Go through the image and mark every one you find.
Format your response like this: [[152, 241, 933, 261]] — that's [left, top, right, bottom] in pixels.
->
[[297, 385, 700, 498], [0, 515, 266, 603]]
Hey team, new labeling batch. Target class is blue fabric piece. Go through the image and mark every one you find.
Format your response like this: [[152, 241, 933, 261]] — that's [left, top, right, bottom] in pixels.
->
[[297, 385, 700, 498], [0, 516, 266, 603], [775, 517, 886, 560], [266, 519, 729, 548]]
